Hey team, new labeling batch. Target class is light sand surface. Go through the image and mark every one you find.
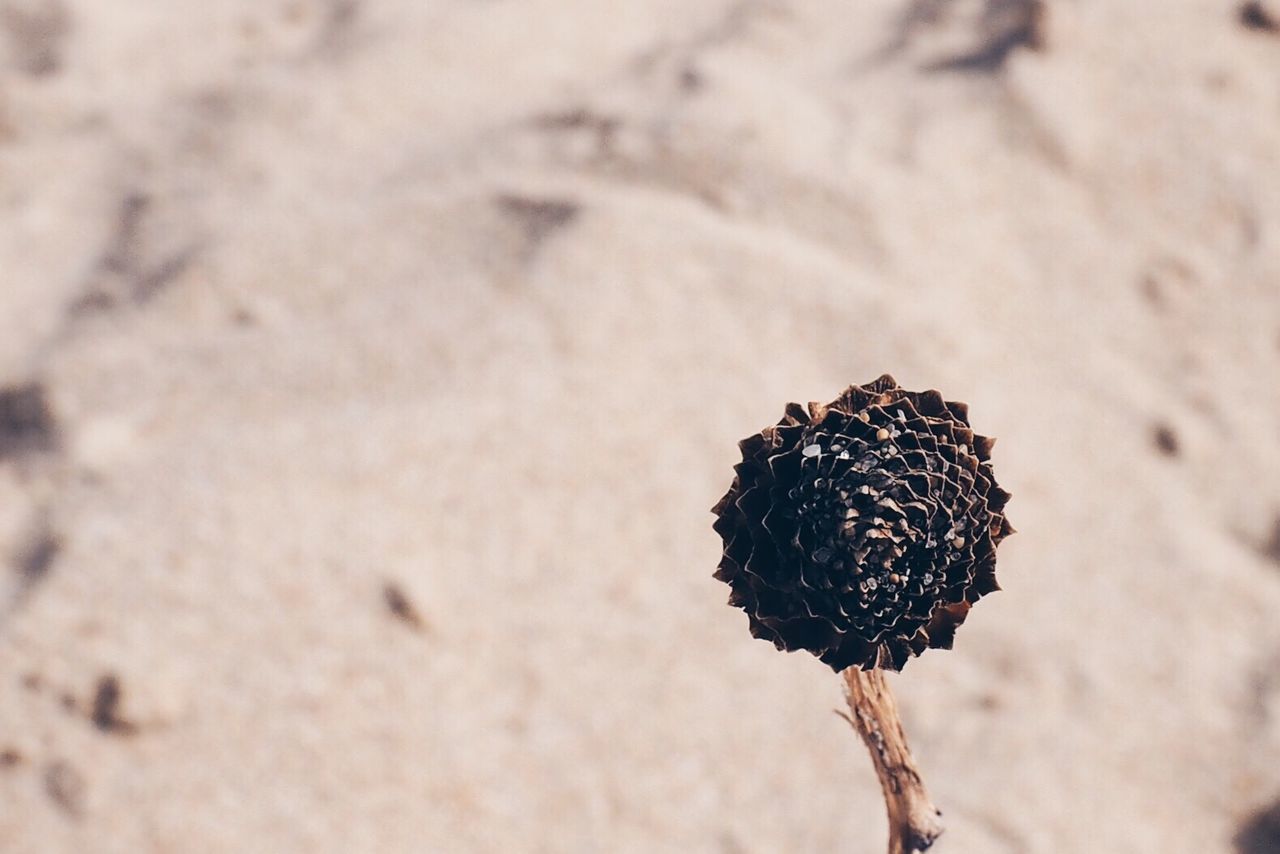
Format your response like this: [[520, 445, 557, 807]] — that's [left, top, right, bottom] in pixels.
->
[[2, 2, 1280, 852]]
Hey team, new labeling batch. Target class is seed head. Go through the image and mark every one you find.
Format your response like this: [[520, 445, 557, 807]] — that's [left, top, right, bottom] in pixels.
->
[[712, 375, 1013, 671]]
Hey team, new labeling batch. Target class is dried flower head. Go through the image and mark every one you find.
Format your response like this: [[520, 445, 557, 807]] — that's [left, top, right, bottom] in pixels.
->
[[712, 375, 1013, 671]]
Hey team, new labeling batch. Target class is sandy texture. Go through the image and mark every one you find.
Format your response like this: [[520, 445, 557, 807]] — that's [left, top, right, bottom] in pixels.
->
[[2, 1, 1280, 852]]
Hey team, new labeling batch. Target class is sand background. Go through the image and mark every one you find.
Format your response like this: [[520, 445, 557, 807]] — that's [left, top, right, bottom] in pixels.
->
[[2, 1, 1280, 852]]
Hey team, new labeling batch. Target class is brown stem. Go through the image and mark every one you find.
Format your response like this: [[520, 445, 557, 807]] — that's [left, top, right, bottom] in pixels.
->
[[841, 667, 943, 854]]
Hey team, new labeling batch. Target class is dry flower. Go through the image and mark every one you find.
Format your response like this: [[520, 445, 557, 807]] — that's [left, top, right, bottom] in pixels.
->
[[713, 374, 1012, 671], [712, 375, 1015, 853]]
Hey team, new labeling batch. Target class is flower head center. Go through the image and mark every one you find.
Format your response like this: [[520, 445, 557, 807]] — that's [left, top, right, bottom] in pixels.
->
[[790, 437, 952, 639]]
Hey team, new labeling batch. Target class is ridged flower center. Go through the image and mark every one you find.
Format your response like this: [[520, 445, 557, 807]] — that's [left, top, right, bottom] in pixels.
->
[[789, 433, 957, 640]]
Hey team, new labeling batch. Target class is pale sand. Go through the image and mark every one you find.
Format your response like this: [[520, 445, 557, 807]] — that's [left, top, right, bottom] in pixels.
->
[[2, 2, 1280, 852]]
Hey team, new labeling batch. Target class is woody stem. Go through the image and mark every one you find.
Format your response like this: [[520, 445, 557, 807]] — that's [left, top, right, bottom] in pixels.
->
[[841, 667, 944, 854]]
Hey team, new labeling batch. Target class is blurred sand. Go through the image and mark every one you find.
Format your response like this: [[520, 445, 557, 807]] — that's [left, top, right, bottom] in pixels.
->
[[2, 1, 1280, 852]]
